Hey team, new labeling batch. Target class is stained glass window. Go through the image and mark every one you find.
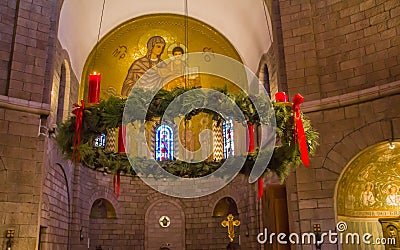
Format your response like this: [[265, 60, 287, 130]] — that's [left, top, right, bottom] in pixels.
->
[[94, 133, 106, 147], [223, 118, 234, 159], [155, 124, 174, 161]]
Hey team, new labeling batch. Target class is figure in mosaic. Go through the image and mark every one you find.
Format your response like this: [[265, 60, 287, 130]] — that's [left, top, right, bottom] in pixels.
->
[[360, 182, 376, 207], [386, 184, 400, 206], [158, 46, 186, 88], [121, 36, 166, 96]]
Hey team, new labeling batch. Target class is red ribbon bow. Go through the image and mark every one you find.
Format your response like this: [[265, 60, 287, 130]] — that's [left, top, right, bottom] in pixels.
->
[[257, 178, 264, 200], [292, 94, 309, 167], [114, 171, 121, 198], [275, 92, 288, 102], [72, 100, 85, 162]]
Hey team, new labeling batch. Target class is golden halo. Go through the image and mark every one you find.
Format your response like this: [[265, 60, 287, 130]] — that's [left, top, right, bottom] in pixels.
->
[[200, 117, 209, 127], [136, 30, 173, 59], [387, 183, 399, 191]]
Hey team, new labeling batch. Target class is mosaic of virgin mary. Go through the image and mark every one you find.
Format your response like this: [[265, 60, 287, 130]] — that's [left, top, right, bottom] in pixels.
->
[[121, 36, 166, 96]]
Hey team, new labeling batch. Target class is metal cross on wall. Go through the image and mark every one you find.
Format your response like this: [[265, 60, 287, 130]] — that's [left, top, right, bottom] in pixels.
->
[[221, 214, 240, 242]]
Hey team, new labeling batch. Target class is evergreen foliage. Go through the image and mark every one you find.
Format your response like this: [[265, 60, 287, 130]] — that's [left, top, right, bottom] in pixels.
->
[[56, 88, 319, 181]]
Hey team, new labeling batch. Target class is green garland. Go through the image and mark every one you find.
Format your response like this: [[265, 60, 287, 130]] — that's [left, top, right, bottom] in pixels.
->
[[56, 88, 319, 181]]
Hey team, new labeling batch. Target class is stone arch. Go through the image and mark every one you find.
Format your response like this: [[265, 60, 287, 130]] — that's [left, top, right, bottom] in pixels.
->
[[334, 140, 400, 250], [88, 194, 119, 249], [40, 163, 70, 249], [87, 189, 120, 218], [208, 175, 248, 213], [310, 119, 400, 220], [145, 198, 185, 250], [206, 179, 247, 246], [322, 117, 400, 249], [256, 48, 280, 98], [59, 59, 72, 122], [50, 54, 72, 127], [90, 198, 117, 219], [212, 196, 239, 217], [323, 118, 399, 177]]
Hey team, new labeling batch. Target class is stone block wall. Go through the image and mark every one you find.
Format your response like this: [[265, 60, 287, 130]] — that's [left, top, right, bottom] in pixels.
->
[[40, 138, 75, 250], [40, 141, 256, 250], [5, 0, 58, 102], [0, 0, 69, 249], [0, 0, 17, 95], [285, 86, 400, 250], [279, 0, 400, 101], [263, 0, 289, 94], [40, 161, 261, 250], [0, 107, 46, 249], [273, 1, 400, 249]]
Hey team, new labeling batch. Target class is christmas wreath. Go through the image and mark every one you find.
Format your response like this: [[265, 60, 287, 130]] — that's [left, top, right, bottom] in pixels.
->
[[56, 87, 319, 181]]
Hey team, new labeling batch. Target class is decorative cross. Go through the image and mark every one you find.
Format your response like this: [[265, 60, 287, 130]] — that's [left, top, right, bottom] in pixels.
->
[[159, 215, 171, 228], [221, 214, 240, 242]]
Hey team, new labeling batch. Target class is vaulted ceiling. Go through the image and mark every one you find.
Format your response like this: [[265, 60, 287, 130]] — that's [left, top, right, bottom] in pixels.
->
[[58, 0, 273, 80]]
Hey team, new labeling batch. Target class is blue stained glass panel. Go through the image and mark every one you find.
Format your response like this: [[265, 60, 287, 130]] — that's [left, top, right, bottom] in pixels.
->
[[223, 117, 235, 159], [155, 125, 174, 161], [94, 133, 106, 148]]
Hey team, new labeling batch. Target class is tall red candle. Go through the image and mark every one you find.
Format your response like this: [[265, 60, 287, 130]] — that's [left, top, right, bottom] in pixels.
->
[[247, 122, 255, 153], [88, 72, 101, 104]]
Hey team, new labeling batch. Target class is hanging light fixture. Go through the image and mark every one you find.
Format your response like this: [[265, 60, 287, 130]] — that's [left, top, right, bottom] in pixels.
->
[[88, 0, 106, 104]]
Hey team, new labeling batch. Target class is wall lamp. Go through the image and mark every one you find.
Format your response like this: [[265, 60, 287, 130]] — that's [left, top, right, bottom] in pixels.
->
[[313, 224, 322, 249], [6, 229, 15, 250]]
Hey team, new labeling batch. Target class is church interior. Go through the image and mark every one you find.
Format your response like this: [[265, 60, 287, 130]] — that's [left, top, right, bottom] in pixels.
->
[[0, 0, 400, 249]]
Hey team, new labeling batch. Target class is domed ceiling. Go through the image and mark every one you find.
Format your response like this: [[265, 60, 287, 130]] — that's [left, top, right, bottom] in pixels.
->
[[58, 0, 273, 80]]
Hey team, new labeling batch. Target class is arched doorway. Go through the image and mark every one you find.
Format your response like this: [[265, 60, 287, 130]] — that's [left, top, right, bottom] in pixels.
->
[[145, 200, 185, 250], [336, 141, 400, 249], [89, 198, 117, 249], [39, 163, 70, 249], [261, 184, 289, 250]]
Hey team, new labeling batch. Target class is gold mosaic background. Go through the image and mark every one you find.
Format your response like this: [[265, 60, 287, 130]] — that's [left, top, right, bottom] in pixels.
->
[[79, 13, 244, 101], [337, 141, 400, 218]]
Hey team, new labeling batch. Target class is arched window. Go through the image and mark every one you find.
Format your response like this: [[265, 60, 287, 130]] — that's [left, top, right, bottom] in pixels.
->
[[56, 64, 67, 125], [94, 133, 106, 148], [223, 117, 234, 159], [263, 64, 271, 97], [155, 124, 174, 161], [52, 60, 71, 127]]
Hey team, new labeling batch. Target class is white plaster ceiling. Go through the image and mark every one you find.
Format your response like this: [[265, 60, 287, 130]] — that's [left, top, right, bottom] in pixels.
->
[[58, 0, 273, 80]]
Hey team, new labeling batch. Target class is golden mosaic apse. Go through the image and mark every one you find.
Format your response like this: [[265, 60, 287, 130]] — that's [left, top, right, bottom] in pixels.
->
[[337, 141, 400, 218], [79, 14, 244, 101]]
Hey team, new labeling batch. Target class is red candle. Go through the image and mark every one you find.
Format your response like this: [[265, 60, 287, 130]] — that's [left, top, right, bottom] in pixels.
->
[[247, 122, 255, 153], [118, 125, 126, 153], [88, 72, 101, 104], [275, 91, 288, 102]]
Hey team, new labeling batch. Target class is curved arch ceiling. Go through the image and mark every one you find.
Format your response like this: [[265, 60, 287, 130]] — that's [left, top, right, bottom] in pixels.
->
[[58, 0, 273, 80]]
